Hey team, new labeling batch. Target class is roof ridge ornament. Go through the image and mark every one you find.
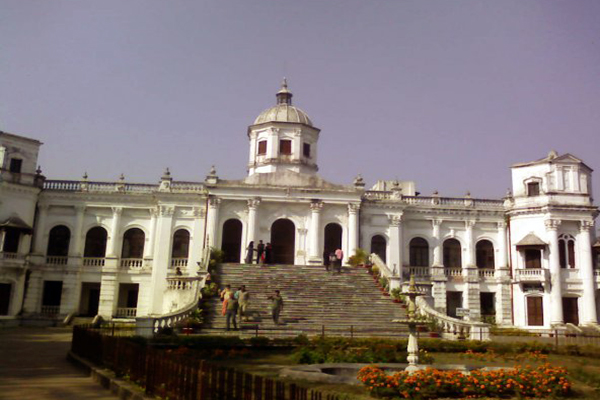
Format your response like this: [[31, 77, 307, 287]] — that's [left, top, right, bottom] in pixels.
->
[[276, 77, 293, 105]]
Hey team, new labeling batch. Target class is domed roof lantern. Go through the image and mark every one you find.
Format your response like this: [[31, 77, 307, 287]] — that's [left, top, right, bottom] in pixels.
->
[[276, 78, 293, 105]]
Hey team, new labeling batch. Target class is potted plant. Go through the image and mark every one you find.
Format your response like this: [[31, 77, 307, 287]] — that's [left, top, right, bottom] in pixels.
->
[[348, 248, 369, 267]]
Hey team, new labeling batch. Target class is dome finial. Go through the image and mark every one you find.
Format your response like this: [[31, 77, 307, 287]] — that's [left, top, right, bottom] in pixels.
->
[[276, 78, 293, 105]]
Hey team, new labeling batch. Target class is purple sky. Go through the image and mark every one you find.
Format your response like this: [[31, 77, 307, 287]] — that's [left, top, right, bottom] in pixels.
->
[[1, 1, 599, 200]]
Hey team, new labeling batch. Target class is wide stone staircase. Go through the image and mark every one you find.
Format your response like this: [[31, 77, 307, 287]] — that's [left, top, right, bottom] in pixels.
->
[[199, 263, 411, 338]]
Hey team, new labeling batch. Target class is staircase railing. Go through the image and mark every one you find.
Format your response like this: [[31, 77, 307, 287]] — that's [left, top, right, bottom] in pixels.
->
[[415, 296, 490, 341], [370, 253, 490, 341], [135, 245, 212, 337], [370, 253, 402, 290]]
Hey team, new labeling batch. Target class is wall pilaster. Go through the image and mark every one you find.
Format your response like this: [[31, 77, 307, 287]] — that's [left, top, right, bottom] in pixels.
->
[[546, 219, 564, 325]]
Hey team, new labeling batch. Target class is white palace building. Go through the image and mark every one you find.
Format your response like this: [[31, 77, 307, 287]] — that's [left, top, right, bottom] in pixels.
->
[[0, 80, 599, 332]]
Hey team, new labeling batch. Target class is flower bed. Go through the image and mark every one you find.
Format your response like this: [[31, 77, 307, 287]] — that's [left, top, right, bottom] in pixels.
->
[[357, 364, 571, 399]]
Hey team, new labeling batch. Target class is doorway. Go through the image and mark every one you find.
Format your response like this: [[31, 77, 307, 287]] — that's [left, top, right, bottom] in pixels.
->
[[562, 297, 579, 325], [527, 296, 544, 326], [221, 219, 243, 263], [324, 223, 342, 258], [370, 235, 387, 263], [0, 283, 11, 315], [79, 283, 101, 317], [446, 291, 463, 318], [480, 292, 495, 319], [271, 219, 295, 264]]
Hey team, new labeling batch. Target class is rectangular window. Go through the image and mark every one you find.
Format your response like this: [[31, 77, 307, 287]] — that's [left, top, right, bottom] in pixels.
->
[[527, 297, 544, 326], [303, 143, 311, 158], [524, 249, 541, 269], [527, 182, 540, 196], [9, 158, 22, 173], [280, 140, 292, 155], [257, 140, 267, 155]]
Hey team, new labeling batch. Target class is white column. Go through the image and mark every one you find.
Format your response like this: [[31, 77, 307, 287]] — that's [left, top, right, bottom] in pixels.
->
[[432, 219, 442, 266], [33, 204, 49, 254], [388, 214, 402, 276], [150, 205, 174, 314], [247, 198, 260, 245], [189, 206, 206, 274], [106, 207, 122, 258], [206, 197, 221, 248], [71, 205, 86, 258], [430, 219, 446, 312], [267, 128, 278, 159], [348, 204, 360, 260], [546, 219, 564, 325], [308, 200, 323, 263], [292, 130, 302, 162], [144, 207, 158, 259], [579, 220, 597, 325], [496, 221, 508, 269], [465, 220, 475, 267]]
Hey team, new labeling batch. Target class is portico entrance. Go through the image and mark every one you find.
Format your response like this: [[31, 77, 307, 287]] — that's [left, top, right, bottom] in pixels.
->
[[221, 219, 242, 263], [324, 223, 342, 258], [271, 219, 295, 264]]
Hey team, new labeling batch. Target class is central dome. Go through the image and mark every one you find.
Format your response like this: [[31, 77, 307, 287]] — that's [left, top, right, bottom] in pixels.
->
[[253, 79, 314, 127]]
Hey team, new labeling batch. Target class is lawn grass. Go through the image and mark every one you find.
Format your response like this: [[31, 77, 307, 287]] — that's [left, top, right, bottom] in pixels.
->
[[209, 348, 600, 399]]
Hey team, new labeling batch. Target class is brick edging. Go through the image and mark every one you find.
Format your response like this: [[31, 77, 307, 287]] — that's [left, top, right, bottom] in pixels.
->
[[66, 351, 153, 400]]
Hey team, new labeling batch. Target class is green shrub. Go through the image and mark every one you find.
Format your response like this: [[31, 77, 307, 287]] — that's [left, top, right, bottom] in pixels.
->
[[347, 248, 369, 267]]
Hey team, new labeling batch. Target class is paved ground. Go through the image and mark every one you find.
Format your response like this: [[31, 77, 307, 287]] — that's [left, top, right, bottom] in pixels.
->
[[0, 327, 117, 400]]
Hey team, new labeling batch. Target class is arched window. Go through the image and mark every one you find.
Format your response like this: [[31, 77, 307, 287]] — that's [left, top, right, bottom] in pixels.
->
[[370, 235, 387, 263], [558, 234, 576, 269], [47, 225, 71, 256], [121, 228, 145, 259], [172, 229, 190, 258], [409, 238, 429, 267], [476, 240, 495, 269], [443, 238, 461, 268], [84, 227, 108, 258]]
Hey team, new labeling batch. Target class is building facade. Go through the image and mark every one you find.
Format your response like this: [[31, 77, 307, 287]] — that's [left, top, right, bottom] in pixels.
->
[[1, 81, 598, 329]]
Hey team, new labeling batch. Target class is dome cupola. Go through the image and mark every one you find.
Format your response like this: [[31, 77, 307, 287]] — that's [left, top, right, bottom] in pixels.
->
[[253, 79, 314, 127], [247, 80, 320, 177]]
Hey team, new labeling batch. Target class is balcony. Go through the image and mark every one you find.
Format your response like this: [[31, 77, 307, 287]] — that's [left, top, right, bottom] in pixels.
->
[[0, 252, 26, 268], [407, 266, 431, 279], [40, 305, 60, 316], [115, 307, 137, 318], [515, 268, 550, 283], [46, 256, 68, 266], [478, 268, 495, 279], [170, 258, 188, 268], [120, 258, 144, 269], [83, 257, 105, 267], [444, 268, 463, 277]]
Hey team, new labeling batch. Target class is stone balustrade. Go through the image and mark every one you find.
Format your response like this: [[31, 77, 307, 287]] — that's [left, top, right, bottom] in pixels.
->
[[478, 268, 495, 279], [416, 296, 490, 341], [170, 258, 188, 268], [116, 307, 138, 318], [515, 268, 550, 283], [46, 256, 68, 265], [119, 258, 144, 269], [82, 257, 105, 267]]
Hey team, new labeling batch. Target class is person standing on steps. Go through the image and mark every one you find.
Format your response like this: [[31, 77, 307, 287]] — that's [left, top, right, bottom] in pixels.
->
[[236, 285, 250, 322], [323, 249, 331, 271], [265, 242, 273, 264], [225, 295, 239, 331], [256, 240, 265, 264], [268, 290, 284, 325], [245, 241, 255, 264], [220, 284, 233, 316], [335, 248, 344, 273], [329, 252, 337, 272]]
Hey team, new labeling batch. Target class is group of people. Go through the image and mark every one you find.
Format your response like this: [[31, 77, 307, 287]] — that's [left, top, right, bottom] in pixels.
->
[[219, 285, 284, 331], [245, 240, 273, 264], [323, 248, 344, 273]]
